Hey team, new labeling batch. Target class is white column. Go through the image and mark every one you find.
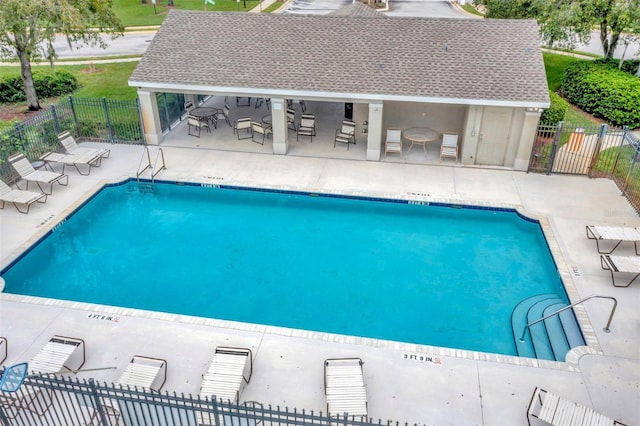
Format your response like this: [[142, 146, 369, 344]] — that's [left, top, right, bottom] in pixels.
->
[[137, 90, 163, 145], [270, 98, 288, 155], [366, 103, 383, 161], [513, 108, 542, 171]]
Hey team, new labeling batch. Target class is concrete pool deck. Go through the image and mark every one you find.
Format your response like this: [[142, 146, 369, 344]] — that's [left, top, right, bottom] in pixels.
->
[[1, 143, 639, 425]]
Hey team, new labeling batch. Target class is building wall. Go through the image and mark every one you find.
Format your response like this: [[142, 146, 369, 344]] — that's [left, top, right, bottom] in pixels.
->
[[382, 101, 466, 136]]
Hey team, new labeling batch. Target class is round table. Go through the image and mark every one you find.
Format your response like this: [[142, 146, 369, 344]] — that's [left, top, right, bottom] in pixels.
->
[[403, 127, 439, 155], [189, 107, 219, 123], [261, 114, 272, 125]]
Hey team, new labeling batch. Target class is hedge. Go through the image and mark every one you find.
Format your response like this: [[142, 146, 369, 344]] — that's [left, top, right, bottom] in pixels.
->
[[560, 61, 640, 128], [540, 90, 568, 125], [0, 70, 78, 103]]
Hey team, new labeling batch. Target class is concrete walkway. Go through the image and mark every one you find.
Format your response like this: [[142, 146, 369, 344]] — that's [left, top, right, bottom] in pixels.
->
[[1, 143, 638, 425]]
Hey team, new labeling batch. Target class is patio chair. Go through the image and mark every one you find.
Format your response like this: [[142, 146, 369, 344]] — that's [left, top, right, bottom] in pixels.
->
[[287, 108, 297, 132], [586, 225, 640, 254], [199, 346, 253, 403], [116, 355, 167, 393], [527, 387, 626, 426], [334, 120, 356, 150], [384, 128, 402, 157], [255, 98, 270, 110], [251, 120, 272, 145], [324, 358, 367, 418], [297, 114, 315, 142], [287, 99, 306, 112], [234, 117, 252, 140], [236, 97, 251, 107], [218, 103, 232, 127], [188, 114, 211, 137], [40, 151, 102, 176], [8, 153, 68, 195], [57, 131, 111, 164], [600, 255, 640, 287], [440, 132, 459, 160], [0, 179, 47, 214], [0, 337, 6, 366]]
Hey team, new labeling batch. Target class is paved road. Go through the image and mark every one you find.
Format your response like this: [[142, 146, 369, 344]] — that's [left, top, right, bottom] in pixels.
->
[[46, 1, 638, 60]]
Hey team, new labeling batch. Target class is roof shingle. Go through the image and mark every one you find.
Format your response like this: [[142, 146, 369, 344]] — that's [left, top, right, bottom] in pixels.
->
[[129, 11, 549, 106]]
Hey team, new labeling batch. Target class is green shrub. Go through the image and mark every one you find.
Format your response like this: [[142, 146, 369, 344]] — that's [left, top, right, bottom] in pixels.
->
[[0, 70, 78, 103], [594, 57, 640, 77], [540, 90, 568, 125], [561, 61, 640, 128]]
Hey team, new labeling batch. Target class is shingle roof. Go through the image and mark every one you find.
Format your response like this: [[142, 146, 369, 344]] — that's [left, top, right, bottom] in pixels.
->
[[129, 11, 549, 107]]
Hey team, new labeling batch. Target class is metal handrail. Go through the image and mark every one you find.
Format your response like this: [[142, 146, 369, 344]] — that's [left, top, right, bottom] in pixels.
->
[[136, 146, 152, 180], [519, 295, 617, 342], [151, 147, 166, 181]]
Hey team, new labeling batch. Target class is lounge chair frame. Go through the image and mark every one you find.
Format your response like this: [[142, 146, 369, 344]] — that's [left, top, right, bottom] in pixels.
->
[[58, 131, 111, 161], [600, 255, 640, 287], [586, 225, 640, 254], [40, 151, 102, 176], [324, 357, 368, 419], [527, 387, 626, 426], [199, 346, 252, 404], [117, 355, 167, 393], [8, 153, 69, 195], [0, 180, 48, 214]]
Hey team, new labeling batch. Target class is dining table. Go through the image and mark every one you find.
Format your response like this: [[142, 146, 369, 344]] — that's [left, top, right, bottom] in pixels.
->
[[402, 127, 439, 155], [189, 107, 220, 126]]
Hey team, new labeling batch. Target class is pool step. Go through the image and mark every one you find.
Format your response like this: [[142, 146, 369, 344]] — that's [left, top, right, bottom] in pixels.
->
[[137, 181, 155, 194], [511, 294, 585, 362]]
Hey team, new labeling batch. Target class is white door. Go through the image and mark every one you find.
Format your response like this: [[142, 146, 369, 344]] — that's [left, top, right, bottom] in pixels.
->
[[475, 107, 513, 166]]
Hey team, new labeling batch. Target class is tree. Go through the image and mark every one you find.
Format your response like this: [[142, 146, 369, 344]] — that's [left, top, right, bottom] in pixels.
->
[[0, 0, 123, 111], [483, 0, 640, 59]]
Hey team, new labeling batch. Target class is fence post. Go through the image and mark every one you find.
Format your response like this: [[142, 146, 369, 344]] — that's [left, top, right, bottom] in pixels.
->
[[587, 124, 608, 178], [0, 398, 10, 426], [51, 104, 61, 133], [102, 97, 115, 143], [211, 397, 220, 426], [546, 121, 563, 175], [87, 378, 109, 426], [69, 96, 79, 134]]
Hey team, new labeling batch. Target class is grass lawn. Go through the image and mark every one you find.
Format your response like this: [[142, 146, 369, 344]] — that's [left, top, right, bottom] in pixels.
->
[[542, 52, 586, 92], [114, 0, 263, 27]]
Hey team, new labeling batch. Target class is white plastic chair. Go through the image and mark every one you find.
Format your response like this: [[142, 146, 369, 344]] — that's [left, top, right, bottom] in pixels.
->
[[384, 128, 402, 157], [440, 132, 459, 160]]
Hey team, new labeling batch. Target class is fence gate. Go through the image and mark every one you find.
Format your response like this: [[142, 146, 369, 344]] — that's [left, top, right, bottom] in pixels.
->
[[528, 122, 630, 176]]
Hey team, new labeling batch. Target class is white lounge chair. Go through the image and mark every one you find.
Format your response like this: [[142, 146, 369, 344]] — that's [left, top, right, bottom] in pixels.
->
[[586, 225, 640, 254], [58, 130, 110, 163], [40, 151, 103, 176], [324, 358, 367, 418], [527, 387, 626, 425], [117, 355, 167, 392], [8, 153, 68, 195], [199, 346, 252, 403], [384, 128, 402, 157], [0, 179, 47, 214], [600, 255, 640, 287]]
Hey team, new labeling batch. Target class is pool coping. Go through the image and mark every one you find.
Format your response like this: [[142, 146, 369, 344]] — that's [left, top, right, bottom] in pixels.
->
[[0, 176, 603, 373]]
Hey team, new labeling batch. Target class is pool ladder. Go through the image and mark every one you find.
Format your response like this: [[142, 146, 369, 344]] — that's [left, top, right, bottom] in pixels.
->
[[136, 146, 166, 192]]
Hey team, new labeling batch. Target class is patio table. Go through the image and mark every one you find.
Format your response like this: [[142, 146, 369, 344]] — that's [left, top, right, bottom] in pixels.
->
[[190, 107, 220, 126], [403, 127, 439, 155]]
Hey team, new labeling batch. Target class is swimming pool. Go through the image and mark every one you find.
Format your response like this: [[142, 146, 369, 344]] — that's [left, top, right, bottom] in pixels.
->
[[1, 180, 568, 356]]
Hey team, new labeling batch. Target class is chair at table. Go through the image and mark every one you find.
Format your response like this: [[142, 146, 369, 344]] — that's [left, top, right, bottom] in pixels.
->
[[188, 114, 210, 137], [218, 103, 232, 127], [251, 121, 272, 145], [334, 120, 356, 150], [255, 98, 270, 110], [440, 132, 459, 160], [236, 97, 251, 107], [297, 114, 315, 142], [234, 117, 252, 140], [384, 128, 402, 157], [287, 108, 297, 132]]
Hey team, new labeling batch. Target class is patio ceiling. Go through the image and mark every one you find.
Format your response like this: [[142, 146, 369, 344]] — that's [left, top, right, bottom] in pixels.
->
[[130, 11, 550, 108]]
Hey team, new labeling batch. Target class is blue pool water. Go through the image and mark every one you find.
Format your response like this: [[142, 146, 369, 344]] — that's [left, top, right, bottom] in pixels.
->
[[2, 181, 568, 356]]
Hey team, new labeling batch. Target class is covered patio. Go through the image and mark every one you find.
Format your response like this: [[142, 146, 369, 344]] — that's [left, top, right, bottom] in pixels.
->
[[130, 10, 549, 171]]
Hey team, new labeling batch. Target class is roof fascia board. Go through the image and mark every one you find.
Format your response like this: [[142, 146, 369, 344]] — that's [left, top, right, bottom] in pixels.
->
[[131, 82, 550, 109]]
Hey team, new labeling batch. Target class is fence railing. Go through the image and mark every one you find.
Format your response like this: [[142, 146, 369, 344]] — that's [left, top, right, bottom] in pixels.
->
[[0, 96, 144, 184], [0, 375, 420, 426]]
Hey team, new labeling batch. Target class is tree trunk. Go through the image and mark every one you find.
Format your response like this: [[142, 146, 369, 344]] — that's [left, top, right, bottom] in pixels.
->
[[168, 0, 174, 5], [17, 48, 41, 111]]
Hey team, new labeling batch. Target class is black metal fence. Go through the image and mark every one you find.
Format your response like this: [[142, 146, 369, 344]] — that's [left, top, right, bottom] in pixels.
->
[[529, 121, 640, 214], [0, 96, 144, 183], [0, 375, 418, 426]]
